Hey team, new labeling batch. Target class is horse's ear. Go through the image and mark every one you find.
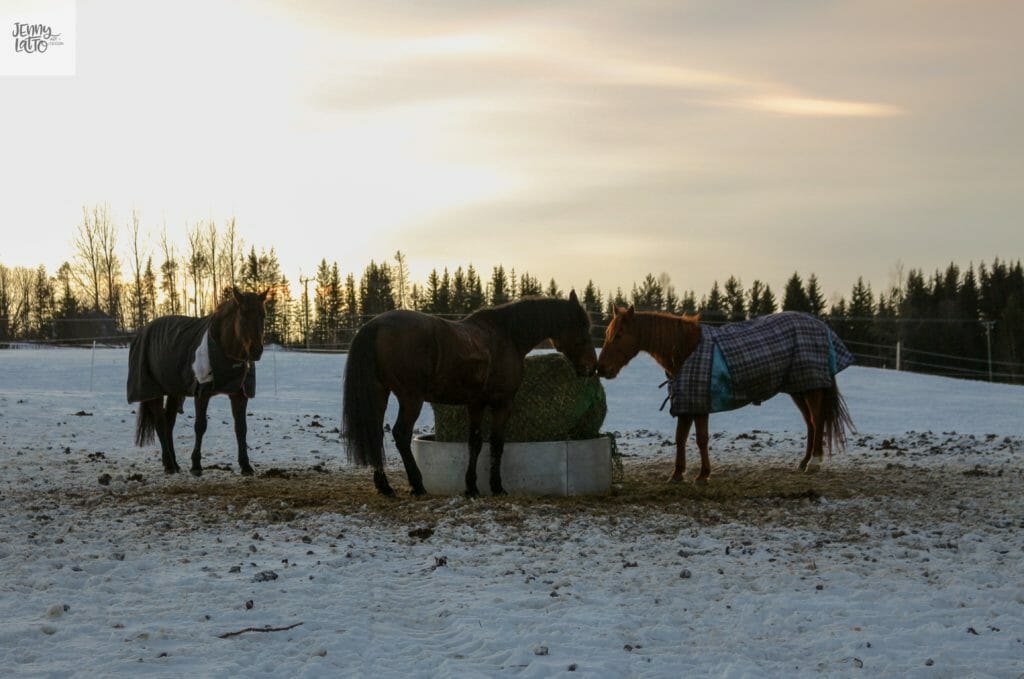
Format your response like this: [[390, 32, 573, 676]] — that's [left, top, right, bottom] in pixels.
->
[[626, 304, 635, 318], [259, 287, 270, 302], [569, 289, 579, 304], [231, 286, 243, 305]]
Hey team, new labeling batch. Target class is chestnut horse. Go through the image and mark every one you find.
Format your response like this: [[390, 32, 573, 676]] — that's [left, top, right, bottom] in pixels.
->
[[128, 288, 268, 476], [597, 306, 853, 484], [343, 292, 597, 497]]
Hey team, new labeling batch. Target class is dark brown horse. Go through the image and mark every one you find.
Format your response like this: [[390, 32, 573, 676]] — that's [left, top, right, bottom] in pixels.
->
[[343, 292, 597, 496], [128, 288, 268, 476], [597, 307, 853, 484]]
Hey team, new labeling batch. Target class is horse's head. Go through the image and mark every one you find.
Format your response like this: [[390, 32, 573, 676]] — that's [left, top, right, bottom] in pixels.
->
[[229, 287, 269, 361], [550, 289, 598, 377], [596, 305, 640, 379]]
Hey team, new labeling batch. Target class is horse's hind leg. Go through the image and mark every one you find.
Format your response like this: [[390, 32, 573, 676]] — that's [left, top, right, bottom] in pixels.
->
[[189, 386, 211, 477], [229, 393, 254, 476], [156, 396, 182, 474], [487, 402, 513, 496], [370, 386, 394, 496], [791, 394, 815, 471], [805, 390, 827, 472], [694, 414, 711, 485], [796, 390, 827, 473], [392, 397, 426, 496]]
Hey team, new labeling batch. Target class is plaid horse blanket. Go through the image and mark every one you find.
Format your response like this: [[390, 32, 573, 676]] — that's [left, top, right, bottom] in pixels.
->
[[127, 315, 255, 404], [669, 312, 852, 415]]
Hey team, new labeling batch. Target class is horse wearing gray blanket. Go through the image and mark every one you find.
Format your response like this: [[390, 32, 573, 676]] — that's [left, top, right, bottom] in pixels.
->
[[598, 309, 854, 484]]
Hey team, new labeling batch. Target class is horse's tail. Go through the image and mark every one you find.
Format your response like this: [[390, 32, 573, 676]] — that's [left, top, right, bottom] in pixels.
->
[[342, 321, 384, 468], [134, 400, 158, 447], [822, 379, 855, 454]]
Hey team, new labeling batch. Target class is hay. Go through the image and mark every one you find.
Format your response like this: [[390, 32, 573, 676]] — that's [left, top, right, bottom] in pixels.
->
[[433, 353, 606, 442]]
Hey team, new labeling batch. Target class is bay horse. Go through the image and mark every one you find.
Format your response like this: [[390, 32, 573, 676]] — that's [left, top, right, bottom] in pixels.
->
[[596, 307, 853, 484], [127, 287, 268, 476], [343, 291, 597, 497]]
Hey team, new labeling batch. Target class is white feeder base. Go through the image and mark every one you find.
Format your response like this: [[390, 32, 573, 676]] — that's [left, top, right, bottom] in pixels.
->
[[410, 436, 612, 496]]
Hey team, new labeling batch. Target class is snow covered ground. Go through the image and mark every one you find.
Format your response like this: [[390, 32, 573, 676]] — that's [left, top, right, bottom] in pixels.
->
[[1, 346, 1022, 677]]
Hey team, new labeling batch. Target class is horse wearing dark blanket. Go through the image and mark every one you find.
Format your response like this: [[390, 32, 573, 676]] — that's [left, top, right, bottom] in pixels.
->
[[597, 309, 853, 484], [127, 288, 268, 476]]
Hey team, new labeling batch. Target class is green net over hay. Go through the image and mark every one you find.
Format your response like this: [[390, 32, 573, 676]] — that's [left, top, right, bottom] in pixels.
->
[[432, 353, 606, 442]]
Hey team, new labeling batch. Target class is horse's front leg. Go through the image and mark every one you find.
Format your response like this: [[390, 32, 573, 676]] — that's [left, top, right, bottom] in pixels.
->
[[189, 385, 211, 477], [694, 414, 711, 485], [671, 414, 693, 483], [229, 393, 254, 476], [487, 401, 513, 496], [464, 403, 484, 497]]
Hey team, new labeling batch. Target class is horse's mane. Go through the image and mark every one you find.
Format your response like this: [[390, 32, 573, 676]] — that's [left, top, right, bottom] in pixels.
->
[[469, 296, 589, 351], [619, 309, 701, 375]]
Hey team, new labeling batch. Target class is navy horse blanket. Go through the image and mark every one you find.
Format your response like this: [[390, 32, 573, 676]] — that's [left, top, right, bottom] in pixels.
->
[[669, 312, 852, 416], [127, 315, 255, 404]]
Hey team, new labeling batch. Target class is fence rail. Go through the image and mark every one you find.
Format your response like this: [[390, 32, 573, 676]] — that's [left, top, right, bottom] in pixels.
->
[[2, 315, 1021, 385]]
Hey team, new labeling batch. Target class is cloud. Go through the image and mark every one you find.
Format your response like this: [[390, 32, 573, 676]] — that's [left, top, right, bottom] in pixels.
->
[[737, 95, 907, 118]]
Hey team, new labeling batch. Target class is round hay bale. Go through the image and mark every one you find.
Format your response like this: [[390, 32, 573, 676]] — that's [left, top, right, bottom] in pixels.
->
[[432, 353, 606, 443]]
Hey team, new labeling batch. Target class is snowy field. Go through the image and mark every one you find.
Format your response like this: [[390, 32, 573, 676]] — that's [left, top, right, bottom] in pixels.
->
[[1, 346, 1022, 677]]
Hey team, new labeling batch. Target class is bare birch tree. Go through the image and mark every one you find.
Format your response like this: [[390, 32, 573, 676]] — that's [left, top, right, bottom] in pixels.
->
[[73, 205, 102, 311]]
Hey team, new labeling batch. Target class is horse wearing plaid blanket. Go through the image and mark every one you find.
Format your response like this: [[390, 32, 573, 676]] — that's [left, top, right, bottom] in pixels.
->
[[597, 308, 854, 484]]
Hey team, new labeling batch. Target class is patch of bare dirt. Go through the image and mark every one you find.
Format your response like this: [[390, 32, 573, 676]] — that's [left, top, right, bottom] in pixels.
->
[[51, 456, 1020, 542]]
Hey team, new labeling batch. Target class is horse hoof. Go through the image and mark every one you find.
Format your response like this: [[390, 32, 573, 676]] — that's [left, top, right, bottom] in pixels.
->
[[240, 467, 255, 477], [804, 458, 822, 474], [190, 468, 203, 477], [410, 487, 427, 497], [694, 477, 709, 486], [164, 467, 179, 475], [464, 488, 480, 498], [668, 475, 683, 484], [491, 487, 507, 497]]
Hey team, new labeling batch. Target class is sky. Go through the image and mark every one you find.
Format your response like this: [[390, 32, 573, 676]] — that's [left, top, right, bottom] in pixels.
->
[[1, 0, 1022, 303]]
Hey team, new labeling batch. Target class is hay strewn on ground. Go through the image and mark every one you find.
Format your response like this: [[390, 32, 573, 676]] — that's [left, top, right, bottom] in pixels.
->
[[432, 353, 606, 442]]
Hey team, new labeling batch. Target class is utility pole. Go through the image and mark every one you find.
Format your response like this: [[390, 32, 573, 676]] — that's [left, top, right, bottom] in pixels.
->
[[982, 320, 995, 382]]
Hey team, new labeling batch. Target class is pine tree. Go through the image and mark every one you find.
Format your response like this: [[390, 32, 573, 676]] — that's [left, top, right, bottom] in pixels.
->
[[782, 272, 811, 312], [631, 273, 664, 310], [679, 290, 698, 315], [343, 273, 359, 328], [466, 265, 485, 311], [437, 267, 451, 314], [423, 269, 442, 314], [518, 272, 542, 297], [700, 281, 726, 324], [359, 260, 396, 317], [723, 276, 745, 321], [805, 274, 826, 317], [490, 266, 510, 305], [546, 278, 562, 298], [451, 267, 467, 314], [847, 277, 875, 350], [581, 280, 601, 317]]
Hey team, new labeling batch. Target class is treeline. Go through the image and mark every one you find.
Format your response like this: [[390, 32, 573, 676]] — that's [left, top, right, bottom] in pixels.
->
[[0, 204, 1021, 382]]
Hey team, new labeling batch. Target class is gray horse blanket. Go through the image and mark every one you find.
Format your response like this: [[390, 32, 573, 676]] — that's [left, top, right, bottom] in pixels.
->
[[127, 315, 255, 404], [669, 312, 852, 415]]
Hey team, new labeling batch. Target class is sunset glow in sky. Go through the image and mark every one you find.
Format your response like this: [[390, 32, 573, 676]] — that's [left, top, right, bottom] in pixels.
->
[[2, 0, 1021, 300]]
